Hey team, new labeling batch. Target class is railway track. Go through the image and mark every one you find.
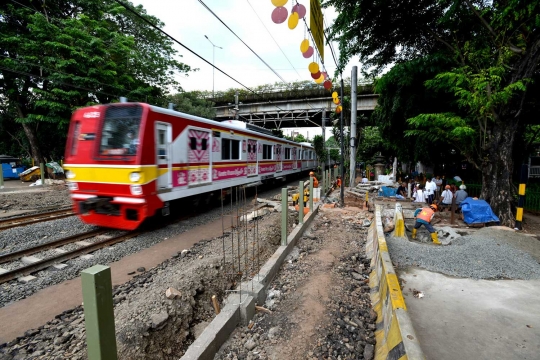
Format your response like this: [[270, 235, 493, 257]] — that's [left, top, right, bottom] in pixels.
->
[[0, 229, 142, 284], [0, 208, 75, 231]]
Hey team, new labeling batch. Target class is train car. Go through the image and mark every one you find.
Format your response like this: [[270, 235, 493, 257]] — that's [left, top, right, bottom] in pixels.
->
[[63, 102, 318, 230]]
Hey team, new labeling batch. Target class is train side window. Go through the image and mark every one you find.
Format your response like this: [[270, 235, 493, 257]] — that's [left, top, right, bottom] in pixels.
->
[[263, 144, 273, 160], [284, 148, 291, 160], [222, 138, 240, 160], [71, 122, 81, 156], [190, 137, 197, 150]]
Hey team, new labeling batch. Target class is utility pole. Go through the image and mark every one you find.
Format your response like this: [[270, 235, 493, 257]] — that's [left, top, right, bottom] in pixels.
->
[[204, 35, 222, 98], [350, 66, 358, 188], [340, 78, 345, 205], [322, 108, 326, 173], [234, 91, 239, 120]]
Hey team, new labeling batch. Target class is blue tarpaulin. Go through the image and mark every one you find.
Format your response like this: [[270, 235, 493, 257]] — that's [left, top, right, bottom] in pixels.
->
[[378, 186, 398, 197], [461, 198, 500, 225]]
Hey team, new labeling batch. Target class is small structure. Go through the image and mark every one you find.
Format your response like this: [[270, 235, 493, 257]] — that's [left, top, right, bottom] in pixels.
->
[[0, 155, 26, 179]]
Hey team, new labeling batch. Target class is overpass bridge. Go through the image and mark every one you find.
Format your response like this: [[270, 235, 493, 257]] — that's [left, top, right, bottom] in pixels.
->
[[211, 87, 378, 129]]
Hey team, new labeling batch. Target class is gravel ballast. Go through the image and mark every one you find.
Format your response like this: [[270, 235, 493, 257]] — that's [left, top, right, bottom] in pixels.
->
[[387, 227, 540, 280]]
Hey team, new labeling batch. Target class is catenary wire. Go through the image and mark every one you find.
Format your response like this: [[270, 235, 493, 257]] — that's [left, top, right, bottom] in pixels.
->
[[197, 0, 287, 84]]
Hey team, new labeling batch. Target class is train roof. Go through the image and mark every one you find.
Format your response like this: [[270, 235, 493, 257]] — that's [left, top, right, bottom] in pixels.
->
[[145, 103, 314, 148]]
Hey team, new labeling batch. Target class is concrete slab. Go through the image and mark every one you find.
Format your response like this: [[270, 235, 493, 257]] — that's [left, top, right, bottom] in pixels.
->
[[79, 254, 94, 260], [50, 264, 68, 270], [399, 267, 540, 360], [0, 268, 8, 275], [21, 256, 41, 265], [18, 275, 37, 283], [75, 241, 92, 247], [53, 248, 67, 254]]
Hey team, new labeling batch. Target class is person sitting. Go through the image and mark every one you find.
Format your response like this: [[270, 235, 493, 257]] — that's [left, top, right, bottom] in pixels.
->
[[454, 184, 468, 211], [412, 204, 441, 244], [439, 185, 454, 211], [396, 182, 407, 199]]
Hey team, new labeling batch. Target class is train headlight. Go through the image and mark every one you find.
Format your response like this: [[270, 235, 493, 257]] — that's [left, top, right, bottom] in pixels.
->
[[65, 170, 76, 179], [130, 185, 143, 195], [129, 172, 141, 182], [67, 182, 78, 191]]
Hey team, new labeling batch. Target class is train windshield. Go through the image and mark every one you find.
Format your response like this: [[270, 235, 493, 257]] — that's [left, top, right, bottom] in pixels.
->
[[99, 105, 143, 156]]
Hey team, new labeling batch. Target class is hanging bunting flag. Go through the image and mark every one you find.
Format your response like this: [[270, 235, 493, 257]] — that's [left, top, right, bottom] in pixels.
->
[[288, 11, 299, 29], [336, 105, 342, 113], [332, 91, 339, 99], [292, 3, 307, 19], [271, 7, 288, 23], [300, 39, 310, 53], [323, 80, 332, 90], [333, 97, 340, 105], [315, 74, 325, 84], [308, 62, 319, 74], [302, 46, 314, 58], [271, 0, 288, 6], [311, 71, 321, 79]]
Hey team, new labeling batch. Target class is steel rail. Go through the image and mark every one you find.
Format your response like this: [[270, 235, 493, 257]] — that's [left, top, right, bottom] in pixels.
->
[[0, 231, 142, 284], [0, 209, 75, 231], [0, 229, 107, 265]]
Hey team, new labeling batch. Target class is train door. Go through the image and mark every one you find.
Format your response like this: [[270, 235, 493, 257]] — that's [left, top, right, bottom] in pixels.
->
[[275, 144, 282, 172], [187, 128, 212, 186], [247, 139, 258, 176], [156, 123, 172, 190]]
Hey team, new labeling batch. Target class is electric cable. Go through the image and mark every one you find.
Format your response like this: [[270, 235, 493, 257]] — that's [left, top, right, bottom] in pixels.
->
[[246, 0, 302, 79], [197, 0, 287, 84]]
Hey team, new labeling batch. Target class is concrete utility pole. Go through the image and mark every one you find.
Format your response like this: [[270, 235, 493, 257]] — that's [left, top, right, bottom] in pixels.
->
[[234, 91, 239, 120], [322, 108, 326, 172], [350, 66, 358, 188], [340, 78, 345, 205]]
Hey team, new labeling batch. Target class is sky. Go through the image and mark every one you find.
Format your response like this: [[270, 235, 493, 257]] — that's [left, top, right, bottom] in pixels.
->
[[134, 0, 360, 139]]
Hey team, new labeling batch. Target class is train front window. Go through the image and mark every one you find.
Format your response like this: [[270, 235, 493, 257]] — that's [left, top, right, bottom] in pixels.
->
[[99, 105, 143, 156]]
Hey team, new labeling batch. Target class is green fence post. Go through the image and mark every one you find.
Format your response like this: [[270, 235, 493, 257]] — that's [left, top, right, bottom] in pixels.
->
[[281, 188, 288, 245], [299, 181, 304, 224], [322, 170, 326, 195], [309, 177, 314, 212], [0, 165, 4, 189], [39, 163, 45, 186], [82, 265, 118, 360]]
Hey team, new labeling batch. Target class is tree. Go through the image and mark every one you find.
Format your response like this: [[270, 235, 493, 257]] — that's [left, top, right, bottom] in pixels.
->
[[324, 0, 540, 226], [0, 0, 191, 165], [312, 135, 327, 169], [166, 91, 216, 119]]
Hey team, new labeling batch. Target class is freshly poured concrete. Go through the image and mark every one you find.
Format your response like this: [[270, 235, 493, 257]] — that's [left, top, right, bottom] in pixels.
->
[[399, 267, 540, 360]]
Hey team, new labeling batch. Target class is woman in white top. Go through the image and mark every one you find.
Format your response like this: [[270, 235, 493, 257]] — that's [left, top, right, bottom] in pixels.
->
[[413, 184, 426, 203]]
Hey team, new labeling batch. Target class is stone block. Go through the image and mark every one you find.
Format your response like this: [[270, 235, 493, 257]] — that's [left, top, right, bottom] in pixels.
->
[[18, 275, 37, 283], [21, 256, 42, 265]]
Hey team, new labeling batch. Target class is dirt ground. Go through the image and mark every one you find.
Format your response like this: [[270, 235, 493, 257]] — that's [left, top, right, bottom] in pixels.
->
[[215, 194, 377, 360]]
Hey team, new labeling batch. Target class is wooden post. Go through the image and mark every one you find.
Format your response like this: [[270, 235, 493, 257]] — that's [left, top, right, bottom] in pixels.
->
[[212, 295, 221, 314], [450, 196, 456, 225], [281, 188, 288, 245], [82, 265, 118, 360]]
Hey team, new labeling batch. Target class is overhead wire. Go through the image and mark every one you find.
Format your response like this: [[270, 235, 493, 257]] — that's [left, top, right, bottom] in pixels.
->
[[113, 0, 257, 95], [197, 0, 287, 84], [246, 0, 302, 79]]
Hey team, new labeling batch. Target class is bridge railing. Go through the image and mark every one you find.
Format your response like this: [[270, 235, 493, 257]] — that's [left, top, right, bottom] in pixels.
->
[[209, 84, 375, 106]]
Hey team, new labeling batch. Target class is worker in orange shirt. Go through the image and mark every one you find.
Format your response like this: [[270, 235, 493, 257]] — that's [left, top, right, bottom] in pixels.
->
[[309, 171, 319, 188], [411, 204, 441, 244], [336, 175, 342, 188]]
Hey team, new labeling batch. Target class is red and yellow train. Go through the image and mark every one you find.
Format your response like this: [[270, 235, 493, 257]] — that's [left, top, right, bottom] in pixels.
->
[[64, 102, 318, 230]]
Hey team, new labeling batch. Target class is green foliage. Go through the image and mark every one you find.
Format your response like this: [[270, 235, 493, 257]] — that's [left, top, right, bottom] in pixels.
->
[[167, 92, 216, 119], [312, 135, 326, 163], [0, 0, 191, 163]]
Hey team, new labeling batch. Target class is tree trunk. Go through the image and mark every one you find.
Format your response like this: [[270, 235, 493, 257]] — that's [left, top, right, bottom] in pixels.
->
[[480, 120, 516, 227], [22, 123, 44, 166]]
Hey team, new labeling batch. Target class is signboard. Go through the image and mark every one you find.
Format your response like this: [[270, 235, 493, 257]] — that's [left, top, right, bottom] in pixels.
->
[[310, 0, 324, 61]]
